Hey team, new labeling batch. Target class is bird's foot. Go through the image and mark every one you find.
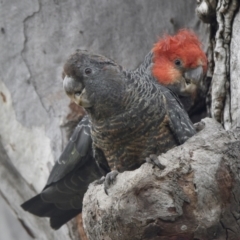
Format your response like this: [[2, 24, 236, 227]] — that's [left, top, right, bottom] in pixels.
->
[[194, 121, 205, 132], [104, 170, 119, 195], [146, 154, 166, 170]]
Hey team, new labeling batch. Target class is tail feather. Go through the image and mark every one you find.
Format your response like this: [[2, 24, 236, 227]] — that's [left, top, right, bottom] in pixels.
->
[[21, 194, 81, 229]]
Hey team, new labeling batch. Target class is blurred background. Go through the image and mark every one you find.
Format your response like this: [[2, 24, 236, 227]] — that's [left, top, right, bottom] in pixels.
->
[[0, 0, 208, 239]]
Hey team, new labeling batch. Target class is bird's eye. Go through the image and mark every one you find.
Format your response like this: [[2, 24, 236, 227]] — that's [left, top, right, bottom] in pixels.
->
[[174, 59, 182, 67], [84, 68, 92, 75]]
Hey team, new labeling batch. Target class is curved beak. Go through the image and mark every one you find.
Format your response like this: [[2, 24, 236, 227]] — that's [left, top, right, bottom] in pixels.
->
[[184, 66, 204, 84], [63, 76, 92, 108]]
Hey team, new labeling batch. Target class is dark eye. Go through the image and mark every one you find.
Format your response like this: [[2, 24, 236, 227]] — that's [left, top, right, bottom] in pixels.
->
[[84, 68, 92, 75], [174, 59, 182, 67]]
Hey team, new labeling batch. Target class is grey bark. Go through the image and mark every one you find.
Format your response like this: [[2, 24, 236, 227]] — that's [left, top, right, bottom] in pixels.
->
[[0, 138, 78, 240], [229, 7, 240, 129], [211, 0, 238, 127], [196, 0, 239, 127]]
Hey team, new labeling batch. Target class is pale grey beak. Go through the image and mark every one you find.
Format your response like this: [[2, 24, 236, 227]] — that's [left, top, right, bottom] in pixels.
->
[[184, 66, 204, 84], [63, 76, 92, 108], [63, 76, 83, 94]]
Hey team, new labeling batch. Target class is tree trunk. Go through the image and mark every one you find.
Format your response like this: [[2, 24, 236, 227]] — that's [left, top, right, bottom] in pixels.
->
[[0, 138, 79, 240]]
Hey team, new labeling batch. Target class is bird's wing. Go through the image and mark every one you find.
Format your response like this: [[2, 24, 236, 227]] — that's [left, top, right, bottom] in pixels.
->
[[21, 150, 103, 229], [162, 87, 196, 144], [21, 194, 81, 229], [21, 115, 105, 229], [46, 116, 94, 185]]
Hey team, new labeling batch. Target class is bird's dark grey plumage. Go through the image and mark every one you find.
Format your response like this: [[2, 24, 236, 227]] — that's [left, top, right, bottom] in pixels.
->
[[63, 50, 196, 173]]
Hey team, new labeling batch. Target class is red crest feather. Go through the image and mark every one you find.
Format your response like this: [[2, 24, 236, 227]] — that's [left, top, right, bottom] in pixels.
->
[[152, 29, 207, 85]]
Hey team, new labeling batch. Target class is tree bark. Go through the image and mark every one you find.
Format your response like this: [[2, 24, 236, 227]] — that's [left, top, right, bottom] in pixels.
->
[[0, 138, 79, 240], [196, 0, 239, 127]]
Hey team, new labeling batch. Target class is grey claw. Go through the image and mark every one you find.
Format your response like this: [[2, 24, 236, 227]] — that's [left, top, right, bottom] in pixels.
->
[[104, 170, 119, 195], [146, 154, 166, 170], [146, 157, 152, 164], [194, 121, 205, 132]]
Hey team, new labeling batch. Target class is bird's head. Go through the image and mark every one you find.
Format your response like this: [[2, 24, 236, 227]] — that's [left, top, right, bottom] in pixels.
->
[[152, 29, 208, 87], [62, 50, 126, 119]]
